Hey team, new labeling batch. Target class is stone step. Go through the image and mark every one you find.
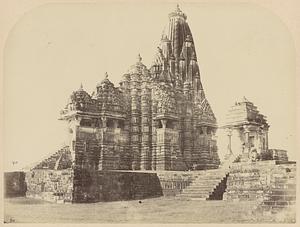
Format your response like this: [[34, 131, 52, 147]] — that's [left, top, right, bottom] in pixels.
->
[[179, 190, 212, 195], [175, 169, 227, 201], [189, 197, 207, 201], [191, 179, 222, 184], [194, 175, 225, 180], [263, 200, 295, 206], [269, 189, 296, 195], [189, 181, 221, 187], [177, 193, 209, 198], [192, 177, 224, 181], [181, 189, 214, 195], [175, 196, 207, 201], [264, 195, 296, 201], [260, 203, 295, 211], [194, 169, 228, 174], [187, 184, 219, 190], [183, 185, 217, 190], [193, 176, 224, 180], [195, 169, 227, 173], [182, 189, 213, 194], [194, 171, 228, 176], [193, 176, 225, 180]]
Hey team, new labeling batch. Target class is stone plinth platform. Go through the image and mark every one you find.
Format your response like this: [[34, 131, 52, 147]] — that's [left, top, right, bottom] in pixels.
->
[[223, 160, 296, 212], [24, 169, 207, 203]]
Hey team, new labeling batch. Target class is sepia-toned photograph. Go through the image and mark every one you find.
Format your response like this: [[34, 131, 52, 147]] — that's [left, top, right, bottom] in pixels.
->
[[1, 0, 299, 224]]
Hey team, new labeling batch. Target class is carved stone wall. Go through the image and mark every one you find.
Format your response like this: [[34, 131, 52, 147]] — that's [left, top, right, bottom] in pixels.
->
[[25, 169, 73, 203], [224, 161, 296, 207]]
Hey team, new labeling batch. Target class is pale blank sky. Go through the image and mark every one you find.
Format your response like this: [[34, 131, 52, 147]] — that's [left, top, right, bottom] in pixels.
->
[[4, 2, 297, 171]]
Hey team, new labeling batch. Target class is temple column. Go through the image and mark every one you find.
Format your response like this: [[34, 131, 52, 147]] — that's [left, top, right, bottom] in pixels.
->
[[256, 128, 262, 154], [141, 80, 151, 170], [227, 128, 233, 155], [151, 119, 158, 170], [191, 117, 198, 164], [183, 118, 192, 169], [265, 128, 269, 150], [243, 125, 250, 154], [69, 116, 82, 164], [151, 95, 158, 170], [130, 75, 141, 170], [98, 117, 108, 170], [210, 128, 220, 166], [198, 126, 210, 169], [159, 119, 171, 170]]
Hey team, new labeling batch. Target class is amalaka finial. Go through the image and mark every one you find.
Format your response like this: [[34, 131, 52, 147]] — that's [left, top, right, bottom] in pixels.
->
[[105, 72, 109, 79], [79, 83, 83, 90], [169, 3, 186, 20], [137, 54, 142, 62]]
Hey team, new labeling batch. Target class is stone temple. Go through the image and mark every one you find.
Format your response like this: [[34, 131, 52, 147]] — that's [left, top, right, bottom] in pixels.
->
[[60, 5, 220, 171], [5, 6, 295, 211]]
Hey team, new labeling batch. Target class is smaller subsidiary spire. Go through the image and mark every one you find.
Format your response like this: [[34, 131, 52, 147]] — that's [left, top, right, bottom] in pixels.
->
[[161, 34, 169, 42], [97, 72, 112, 88], [191, 50, 197, 61], [170, 52, 175, 60], [185, 34, 193, 42], [179, 51, 185, 60]]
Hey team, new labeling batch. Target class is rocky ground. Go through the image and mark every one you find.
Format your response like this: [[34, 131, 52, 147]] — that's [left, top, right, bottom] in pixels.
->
[[4, 197, 296, 223]]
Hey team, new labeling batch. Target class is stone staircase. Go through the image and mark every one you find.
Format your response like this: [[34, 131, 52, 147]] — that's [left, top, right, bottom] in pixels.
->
[[33, 146, 72, 170], [176, 169, 229, 200], [176, 153, 239, 200]]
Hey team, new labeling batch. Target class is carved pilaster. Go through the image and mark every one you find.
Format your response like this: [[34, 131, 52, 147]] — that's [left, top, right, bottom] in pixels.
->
[[227, 128, 233, 155], [141, 80, 151, 170]]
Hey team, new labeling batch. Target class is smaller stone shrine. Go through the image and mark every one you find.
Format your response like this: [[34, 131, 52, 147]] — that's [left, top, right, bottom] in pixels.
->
[[223, 97, 269, 162]]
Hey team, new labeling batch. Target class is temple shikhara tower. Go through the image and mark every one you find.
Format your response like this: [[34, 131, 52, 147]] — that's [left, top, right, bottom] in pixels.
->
[[60, 5, 220, 171]]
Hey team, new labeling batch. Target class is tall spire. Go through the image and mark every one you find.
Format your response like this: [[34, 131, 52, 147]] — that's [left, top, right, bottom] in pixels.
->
[[165, 5, 193, 60], [150, 6, 202, 90]]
